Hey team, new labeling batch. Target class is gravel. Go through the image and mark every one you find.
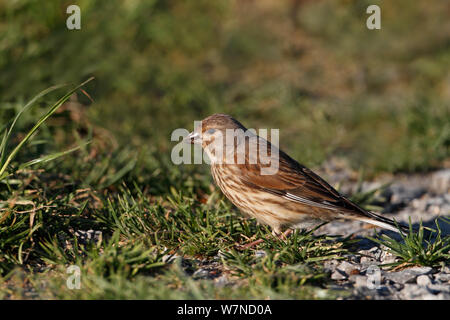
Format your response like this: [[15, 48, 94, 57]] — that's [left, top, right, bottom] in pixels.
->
[[416, 275, 432, 286], [74, 229, 102, 245], [430, 169, 450, 194], [169, 168, 450, 299], [331, 270, 347, 280], [383, 267, 433, 284], [312, 168, 450, 300]]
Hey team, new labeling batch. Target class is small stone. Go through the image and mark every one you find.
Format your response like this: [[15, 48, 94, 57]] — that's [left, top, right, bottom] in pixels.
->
[[412, 266, 433, 274], [214, 275, 229, 288], [388, 185, 426, 205], [336, 261, 359, 275], [376, 285, 392, 296], [360, 257, 376, 265], [391, 282, 405, 291], [217, 250, 227, 259], [416, 275, 432, 286], [430, 169, 450, 194], [441, 265, 450, 274], [331, 270, 347, 280], [315, 289, 329, 299], [192, 268, 210, 279], [324, 260, 339, 273], [254, 250, 266, 258], [427, 284, 450, 294], [380, 251, 397, 264], [367, 247, 382, 260], [358, 247, 380, 264], [162, 254, 181, 264], [399, 284, 431, 299], [384, 267, 433, 284], [74, 230, 102, 244], [349, 275, 368, 288], [368, 246, 380, 253], [434, 273, 450, 283]]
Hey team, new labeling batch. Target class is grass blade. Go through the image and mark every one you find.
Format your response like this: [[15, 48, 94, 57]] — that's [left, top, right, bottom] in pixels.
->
[[0, 84, 66, 167], [0, 77, 94, 180], [19, 141, 91, 169]]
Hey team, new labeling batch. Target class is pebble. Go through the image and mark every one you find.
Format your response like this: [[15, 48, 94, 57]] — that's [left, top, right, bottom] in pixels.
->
[[379, 251, 397, 264], [386, 185, 426, 206], [192, 268, 210, 279], [430, 169, 450, 194], [254, 250, 267, 258], [427, 284, 450, 294], [331, 270, 347, 280], [391, 282, 405, 291], [217, 250, 228, 259], [441, 265, 450, 274], [349, 275, 368, 288], [214, 275, 230, 287], [74, 230, 102, 244], [399, 283, 450, 300], [400, 284, 433, 300], [360, 256, 375, 264], [336, 261, 359, 275], [324, 260, 339, 273], [434, 273, 450, 283], [358, 247, 381, 260], [383, 267, 433, 284], [162, 254, 181, 264], [416, 275, 432, 286]]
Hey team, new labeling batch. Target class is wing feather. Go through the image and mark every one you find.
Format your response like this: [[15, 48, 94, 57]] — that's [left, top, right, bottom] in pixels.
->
[[233, 140, 374, 218]]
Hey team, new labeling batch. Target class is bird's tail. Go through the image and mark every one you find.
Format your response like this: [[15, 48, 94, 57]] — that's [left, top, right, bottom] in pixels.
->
[[352, 211, 410, 234]]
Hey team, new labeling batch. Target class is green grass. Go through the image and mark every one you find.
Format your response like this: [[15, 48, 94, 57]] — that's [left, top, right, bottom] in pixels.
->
[[0, 78, 93, 181], [368, 218, 450, 269], [0, 163, 354, 299]]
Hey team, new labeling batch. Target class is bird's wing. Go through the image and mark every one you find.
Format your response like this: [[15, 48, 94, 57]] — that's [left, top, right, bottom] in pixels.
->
[[237, 163, 351, 212], [233, 157, 406, 232], [234, 147, 368, 215]]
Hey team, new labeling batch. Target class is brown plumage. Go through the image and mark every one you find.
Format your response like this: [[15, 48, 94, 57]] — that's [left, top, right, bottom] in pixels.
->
[[186, 113, 405, 235]]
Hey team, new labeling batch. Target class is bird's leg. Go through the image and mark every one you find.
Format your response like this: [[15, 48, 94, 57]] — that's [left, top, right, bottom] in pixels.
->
[[238, 228, 293, 250], [278, 228, 293, 240], [239, 238, 264, 249]]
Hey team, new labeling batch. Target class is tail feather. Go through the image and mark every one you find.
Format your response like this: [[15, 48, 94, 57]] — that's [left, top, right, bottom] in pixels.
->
[[353, 211, 410, 234]]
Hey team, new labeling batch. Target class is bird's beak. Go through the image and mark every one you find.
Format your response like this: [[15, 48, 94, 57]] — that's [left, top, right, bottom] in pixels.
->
[[184, 131, 201, 144]]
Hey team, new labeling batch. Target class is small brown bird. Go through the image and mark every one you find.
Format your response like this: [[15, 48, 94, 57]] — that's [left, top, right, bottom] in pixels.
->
[[185, 114, 405, 240]]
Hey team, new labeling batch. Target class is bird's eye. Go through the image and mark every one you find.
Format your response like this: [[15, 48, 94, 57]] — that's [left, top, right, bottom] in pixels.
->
[[206, 128, 216, 134]]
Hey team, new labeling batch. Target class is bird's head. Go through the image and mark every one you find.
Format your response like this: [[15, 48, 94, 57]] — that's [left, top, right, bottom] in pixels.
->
[[185, 114, 248, 162]]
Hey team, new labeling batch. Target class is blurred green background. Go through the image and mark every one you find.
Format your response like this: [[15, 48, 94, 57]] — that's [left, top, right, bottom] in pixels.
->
[[1, 0, 449, 174]]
